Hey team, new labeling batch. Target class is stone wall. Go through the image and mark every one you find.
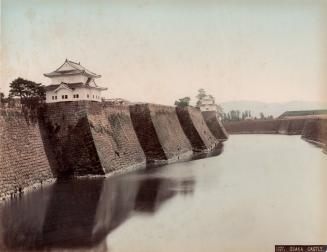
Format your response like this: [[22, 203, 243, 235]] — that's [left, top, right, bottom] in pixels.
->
[[129, 104, 193, 163], [43, 102, 104, 176], [201, 111, 228, 141], [0, 102, 228, 199], [176, 107, 219, 152], [0, 109, 55, 199], [223, 119, 308, 135], [223, 120, 281, 134], [43, 101, 146, 176], [301, 118, 327, 148], [87, 103, 146, 173], [223, 118, 327, 152], [277, 119, 307, 135]]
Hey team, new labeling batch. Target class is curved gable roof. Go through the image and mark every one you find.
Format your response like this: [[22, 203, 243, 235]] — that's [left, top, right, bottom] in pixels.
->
[[44, 59, 101, 78]]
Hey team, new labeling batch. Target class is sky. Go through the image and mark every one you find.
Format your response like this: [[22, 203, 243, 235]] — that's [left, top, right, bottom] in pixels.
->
[[1, 0, 327, 106]]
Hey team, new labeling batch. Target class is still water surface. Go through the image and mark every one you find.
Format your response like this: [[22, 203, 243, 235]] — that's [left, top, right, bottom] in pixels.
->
[[0, 135, 326, 252]]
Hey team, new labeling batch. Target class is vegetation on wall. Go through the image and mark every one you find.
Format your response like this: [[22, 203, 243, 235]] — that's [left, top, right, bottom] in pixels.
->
[[174, 97, 191, 108], [9, 77, 45, 108]]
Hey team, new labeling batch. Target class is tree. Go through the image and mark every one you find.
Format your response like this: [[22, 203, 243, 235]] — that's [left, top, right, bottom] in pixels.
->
[[174, 97, 191, 108], [9, 77, 45, 107], [0, 92, 4, 103], [259, 112, 265, 120]]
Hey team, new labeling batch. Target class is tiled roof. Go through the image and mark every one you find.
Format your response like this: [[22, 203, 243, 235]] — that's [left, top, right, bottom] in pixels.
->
[[45, 82, 107, 92], [44, 82, 84, 91], [44, 59, 101, 78], [279, 110, 327, 118]]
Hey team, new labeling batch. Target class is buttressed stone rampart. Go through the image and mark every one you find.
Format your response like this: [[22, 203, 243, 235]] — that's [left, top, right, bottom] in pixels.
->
[[201, 111, 228, 141], [176, 107, 219, 152], [43, 101, 146, 176], [129, 103, 193, 163], [0, 101, 226, 200]]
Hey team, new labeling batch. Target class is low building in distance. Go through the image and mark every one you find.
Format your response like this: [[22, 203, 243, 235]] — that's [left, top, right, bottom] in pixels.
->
[[102, 98, 130, 105], [44, 59, 107, 103]]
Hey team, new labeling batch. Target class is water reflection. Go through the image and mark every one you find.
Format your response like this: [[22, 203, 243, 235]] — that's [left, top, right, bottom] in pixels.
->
[[0, 144, 224, 252], [0, 177, 184, 251]]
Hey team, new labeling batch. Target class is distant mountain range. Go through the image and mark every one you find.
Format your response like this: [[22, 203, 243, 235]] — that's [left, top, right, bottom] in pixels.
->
[[219, 100, 327, 118]]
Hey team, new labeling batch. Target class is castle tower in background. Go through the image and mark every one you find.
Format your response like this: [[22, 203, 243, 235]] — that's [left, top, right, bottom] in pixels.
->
[[198, 95, 218, 112], [44, 59, 107, 103]]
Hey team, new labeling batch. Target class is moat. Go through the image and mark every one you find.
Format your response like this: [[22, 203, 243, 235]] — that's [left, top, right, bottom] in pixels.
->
[[0, 135, 326, 251]]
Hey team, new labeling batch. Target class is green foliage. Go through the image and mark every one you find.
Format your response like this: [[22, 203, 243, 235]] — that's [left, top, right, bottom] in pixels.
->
[[174, 97, 191, 108], [222, 110, 252, 122], [9, 77, 45, 107]]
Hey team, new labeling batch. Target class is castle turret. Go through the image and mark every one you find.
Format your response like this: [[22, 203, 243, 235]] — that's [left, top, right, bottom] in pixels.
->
[[44, 59, 107, 103], [198, 95, 218, 112]]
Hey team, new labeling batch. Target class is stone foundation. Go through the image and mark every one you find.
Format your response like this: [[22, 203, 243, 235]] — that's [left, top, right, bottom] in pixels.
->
[[0, 109, 55, 200], [0, 102, 228, 199], [129, 104, 193, 163], [201, 111, 228, 141], [43, 102, 146, 176], [176, 107, 219, 152]]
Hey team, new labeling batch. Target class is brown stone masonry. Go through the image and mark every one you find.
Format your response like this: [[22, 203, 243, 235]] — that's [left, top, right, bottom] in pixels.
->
[[223, 118, 307, 135], [278, 119, 307, 135], [129, 104, 193, 163], [0, 101, 229, 200], [43, 101, 146, 176], [129, 104, 167, 162], [0, 109, 54, 199], [223, 120, 281, 134], [176, 107, 219, 152], [87, 102, 146, 173], [147, 104, 193, 161], [302, 118, 327, 148], [43, 102, 104, 176], [201, 111, 228, 141]]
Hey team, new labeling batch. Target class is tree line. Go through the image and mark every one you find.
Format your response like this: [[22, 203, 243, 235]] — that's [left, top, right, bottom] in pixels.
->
[[0, 77, 45, 108], [222, 110, 274, 121]]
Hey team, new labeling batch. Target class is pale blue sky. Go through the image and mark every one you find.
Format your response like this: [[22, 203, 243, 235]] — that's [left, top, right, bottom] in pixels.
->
[[1, 0, 326, 105]]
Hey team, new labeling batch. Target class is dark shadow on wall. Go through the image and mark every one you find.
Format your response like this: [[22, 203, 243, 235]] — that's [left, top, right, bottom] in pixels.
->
[[39, 105, 104, 177], [37, 106, 61, 177], [129, 104, 167, 163]]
